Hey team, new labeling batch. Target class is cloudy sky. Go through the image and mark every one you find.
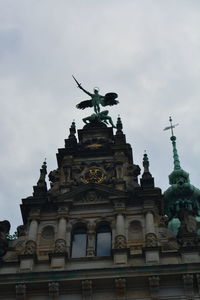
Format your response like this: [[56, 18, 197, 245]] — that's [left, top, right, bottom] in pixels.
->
[[0, 0, 200, 233]]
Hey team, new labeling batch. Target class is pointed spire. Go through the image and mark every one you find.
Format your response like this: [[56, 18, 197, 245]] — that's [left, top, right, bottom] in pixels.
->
[[166, 116, 181, 170], [140, 151, 154, 188]]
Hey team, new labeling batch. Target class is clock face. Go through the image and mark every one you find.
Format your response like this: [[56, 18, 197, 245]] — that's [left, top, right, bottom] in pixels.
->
[[83, 168, 105, 183]]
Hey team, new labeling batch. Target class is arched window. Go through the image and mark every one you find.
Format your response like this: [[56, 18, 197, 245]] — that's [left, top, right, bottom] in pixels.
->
[[96, 224, 112, 256], [71, 226, 87, 258]]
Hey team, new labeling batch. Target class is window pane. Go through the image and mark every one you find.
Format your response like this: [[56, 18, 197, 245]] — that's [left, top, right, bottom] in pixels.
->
[[96, 231, 111, 256], [71, 229, 87, 258]]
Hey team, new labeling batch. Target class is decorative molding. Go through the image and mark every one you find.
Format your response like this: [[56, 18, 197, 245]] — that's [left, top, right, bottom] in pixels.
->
[[54, 239, 66, 253], [196, 274, 200, 295], [149, 276, 159, 300], [114, 201, 126, 212], [82, 279, 92, 300], [16, 283, 26, 300], [29, 208, 41, 218], [79, 190, 103, 203], [57, 206, 69, 216], [115, 235, 127, 249], [115, 278, 126, 298], [145, 233, 157, 247], [49, 281, 59, 297], [24, 240, 37, 255], [183, 274, 194, 300]]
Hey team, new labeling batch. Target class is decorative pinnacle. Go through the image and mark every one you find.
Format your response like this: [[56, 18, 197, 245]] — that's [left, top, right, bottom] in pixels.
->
[[37, 159, 47, 187], [143, 151, 150, 173], [69, 120, 76, 138], [116, 115, 123, 133], [164, 116, 181, 170], [42, 159, 47, 172], [71, 120, 76, 131], [163, 116, 179, 136]]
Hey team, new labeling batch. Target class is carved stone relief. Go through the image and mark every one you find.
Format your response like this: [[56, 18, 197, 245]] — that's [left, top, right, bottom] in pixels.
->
[[115, 235, 127, 249], [54, 239, 66, 253], [24, 240, 37, 255], [49, 281, 59, 297], [115, 278, 126, 298], [149, 276, 159, 300], [16, 283, 26, 300], [145, 233, 157, 247], [82, 279, 92, 300], [183, 274, 194, 300]]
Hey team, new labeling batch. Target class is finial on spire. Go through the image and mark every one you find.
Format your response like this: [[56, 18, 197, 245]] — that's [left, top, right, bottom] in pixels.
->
[[163, 116, 179, 137], [164, 116, 181, 171], [140, 151, 154, 188]]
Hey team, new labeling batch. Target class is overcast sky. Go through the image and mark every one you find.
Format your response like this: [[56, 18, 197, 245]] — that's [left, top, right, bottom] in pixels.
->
[[0, 0, 200, 233]]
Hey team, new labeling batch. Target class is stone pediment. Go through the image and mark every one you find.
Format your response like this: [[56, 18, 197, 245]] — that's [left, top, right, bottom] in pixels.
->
[[56, 183, 128, 204]]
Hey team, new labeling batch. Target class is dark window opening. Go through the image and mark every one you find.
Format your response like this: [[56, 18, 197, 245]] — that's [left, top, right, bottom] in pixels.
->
[[96, 224, 112, 256], [71, 227, 87, 258]]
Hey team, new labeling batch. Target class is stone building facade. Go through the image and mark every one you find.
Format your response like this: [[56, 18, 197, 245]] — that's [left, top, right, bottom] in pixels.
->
[[0, 116, 200, 299]]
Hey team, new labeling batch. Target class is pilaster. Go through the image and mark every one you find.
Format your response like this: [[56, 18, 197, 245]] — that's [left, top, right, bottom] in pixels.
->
[[82, 279, 93, 300]]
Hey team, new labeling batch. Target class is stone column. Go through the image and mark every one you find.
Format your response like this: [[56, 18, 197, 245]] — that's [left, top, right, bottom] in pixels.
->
[[55, 207, 68, 254], [16, 283, 26, 300], [66, 223, 72, 256], [49, 281, 59, 298], [20, 208, 40, 271], [115, 278, 126, 299], [25, 208, 40, 255], [28, 219, 38, 241], [183, 274, 194, 300], [51, 207, 68, 269], [82, 280, 93, 300], [145, 211, 157, 247], [87, 222, 95, 257], [149, 276, 160, 300], [144, 207, 159, 264], [115, 213, 126, 249], [113, 202, 128, 265]]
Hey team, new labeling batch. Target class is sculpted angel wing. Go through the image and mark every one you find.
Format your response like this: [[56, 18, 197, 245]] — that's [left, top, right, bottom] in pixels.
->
[[101, 93, 119, 107], [76, 100, 93, 110]]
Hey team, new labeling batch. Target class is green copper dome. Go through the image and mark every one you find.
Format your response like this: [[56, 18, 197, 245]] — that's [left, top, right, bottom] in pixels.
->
[[163, 119, 200, 235]]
